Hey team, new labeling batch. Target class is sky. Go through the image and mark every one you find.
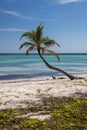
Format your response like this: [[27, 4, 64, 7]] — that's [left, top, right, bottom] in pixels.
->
[[0, 0, 87, 53]]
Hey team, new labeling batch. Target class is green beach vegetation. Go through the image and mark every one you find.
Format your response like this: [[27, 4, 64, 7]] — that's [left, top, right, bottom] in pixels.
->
[[19, 24, 75, 80], [0, 97, 87, 129]]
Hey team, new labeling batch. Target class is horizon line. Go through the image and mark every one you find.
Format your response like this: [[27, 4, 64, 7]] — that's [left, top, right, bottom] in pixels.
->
[[0, 53, 87, 55]]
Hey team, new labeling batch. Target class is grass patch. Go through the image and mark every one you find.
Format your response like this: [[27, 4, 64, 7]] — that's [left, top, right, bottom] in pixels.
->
[[0, 97, 87, 130]]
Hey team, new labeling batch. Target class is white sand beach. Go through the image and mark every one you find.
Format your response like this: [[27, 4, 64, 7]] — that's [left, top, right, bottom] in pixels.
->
[[0, 75, 87, 110]]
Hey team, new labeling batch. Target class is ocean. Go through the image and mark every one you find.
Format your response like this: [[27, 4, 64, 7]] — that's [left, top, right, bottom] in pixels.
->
[[0, 53, 87, 80]]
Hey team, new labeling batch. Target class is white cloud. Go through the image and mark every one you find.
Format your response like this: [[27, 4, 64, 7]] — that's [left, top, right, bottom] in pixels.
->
[[1, 10, 35, 20], [58, 0, 81, 4], [0, 28, 28, 32], [1, 9, 59, 22]]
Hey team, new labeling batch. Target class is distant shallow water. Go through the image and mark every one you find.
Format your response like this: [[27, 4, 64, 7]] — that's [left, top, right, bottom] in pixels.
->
[[0, 54, 87, 80]]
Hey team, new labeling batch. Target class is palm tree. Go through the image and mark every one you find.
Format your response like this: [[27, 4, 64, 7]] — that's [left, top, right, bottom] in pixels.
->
[[19, 24, 75, 80]]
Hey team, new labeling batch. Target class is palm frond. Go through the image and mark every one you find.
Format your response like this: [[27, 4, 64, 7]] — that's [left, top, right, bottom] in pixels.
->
[[40, 37, 49, 44], [40, 47, 60, 61], [20, 31, 36, 42], [35, 24, 43, 42], [45, 40, 60, 47], [55, 42, 60, 47], [20, 24, 60, 61], [40, 37, 60, 48], [40, 47, 45, 54], [19, 42, 33, 49], [26, 44, 37, 55], [46, 49, 60, 61]]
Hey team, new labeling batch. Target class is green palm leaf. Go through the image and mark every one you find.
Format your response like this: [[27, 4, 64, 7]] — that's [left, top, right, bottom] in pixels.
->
[[40, 47, 60, 61], [46, 49, 60, 61], [26, 44, 37, 55], [41, 37, 60, 48], [20, 31, 36, 42], [19, 42, 34, 49], [35, 24, 43, 41], [40, 47, 45, 54]]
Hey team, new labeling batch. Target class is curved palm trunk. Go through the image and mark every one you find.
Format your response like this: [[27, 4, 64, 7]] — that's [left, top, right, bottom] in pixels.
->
[[38, 50, 75, 80]]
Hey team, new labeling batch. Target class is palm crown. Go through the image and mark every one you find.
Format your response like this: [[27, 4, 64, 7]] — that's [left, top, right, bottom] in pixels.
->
[[20, 24, 75, 80], [20, 24, 60, 60]]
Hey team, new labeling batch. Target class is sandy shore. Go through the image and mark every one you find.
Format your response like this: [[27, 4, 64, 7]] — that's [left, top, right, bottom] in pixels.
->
[[0, 75, 87, 110]]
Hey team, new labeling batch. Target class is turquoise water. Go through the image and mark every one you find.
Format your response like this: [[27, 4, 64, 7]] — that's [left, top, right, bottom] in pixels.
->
[[0, 54, 87, 80]]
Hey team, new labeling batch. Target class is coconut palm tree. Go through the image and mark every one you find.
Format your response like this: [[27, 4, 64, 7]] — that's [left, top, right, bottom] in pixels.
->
[[19, 24, 75, 80]]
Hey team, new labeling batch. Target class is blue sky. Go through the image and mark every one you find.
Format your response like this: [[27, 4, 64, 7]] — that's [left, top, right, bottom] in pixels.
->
[[0, 0, 87, 53]]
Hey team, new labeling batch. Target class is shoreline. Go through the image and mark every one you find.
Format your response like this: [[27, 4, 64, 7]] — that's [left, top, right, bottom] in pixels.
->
[[0, 74, 87, 110], [0, 73, 87, 82], [0, 73, 87, 81]]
